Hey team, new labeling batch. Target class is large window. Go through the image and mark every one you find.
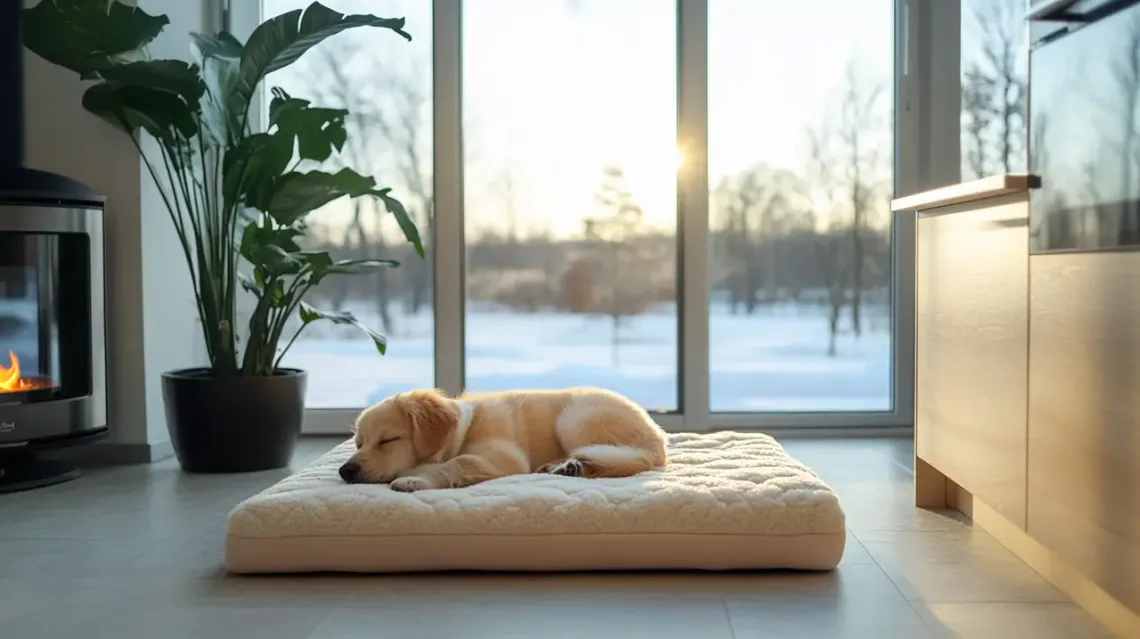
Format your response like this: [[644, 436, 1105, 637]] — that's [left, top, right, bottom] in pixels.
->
[[707, 0, 895, 412], [240, 0, 932, 432], [461, 0, 679, 411], [264, 0, 434, 408]]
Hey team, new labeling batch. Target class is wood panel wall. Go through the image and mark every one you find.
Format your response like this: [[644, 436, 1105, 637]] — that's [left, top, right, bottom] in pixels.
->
[[1028, 251, 1140, 614]]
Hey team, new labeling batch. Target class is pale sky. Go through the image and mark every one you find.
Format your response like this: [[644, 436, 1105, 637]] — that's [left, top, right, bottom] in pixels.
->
[[264, 0, 895, 238]]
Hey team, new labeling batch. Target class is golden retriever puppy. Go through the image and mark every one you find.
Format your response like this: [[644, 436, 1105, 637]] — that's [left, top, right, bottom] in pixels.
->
[[339, 387, 668, 492]]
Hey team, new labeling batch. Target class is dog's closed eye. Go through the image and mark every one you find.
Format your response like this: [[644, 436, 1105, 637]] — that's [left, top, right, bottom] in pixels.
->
[[375, 437, 400, 448]]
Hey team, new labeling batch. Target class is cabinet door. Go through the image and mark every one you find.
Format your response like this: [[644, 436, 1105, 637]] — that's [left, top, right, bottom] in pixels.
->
[[915, 195, 1029, 528], [1028, 252, 1140, 613]]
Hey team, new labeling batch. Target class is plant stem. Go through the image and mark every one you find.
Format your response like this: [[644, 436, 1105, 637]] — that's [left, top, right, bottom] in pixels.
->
[[274, 321, 309, 370], [269, 280, 312, 370], [128, 133, 213, 365], [241, 281, 279, 375], [159, 144, 231, 374]]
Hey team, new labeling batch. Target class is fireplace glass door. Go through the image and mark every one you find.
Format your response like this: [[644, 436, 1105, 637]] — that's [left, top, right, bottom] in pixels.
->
[[0, 233, 90, 404]]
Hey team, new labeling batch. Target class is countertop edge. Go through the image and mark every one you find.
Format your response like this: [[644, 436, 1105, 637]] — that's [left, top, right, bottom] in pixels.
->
[[890, 174, 1040, 212]]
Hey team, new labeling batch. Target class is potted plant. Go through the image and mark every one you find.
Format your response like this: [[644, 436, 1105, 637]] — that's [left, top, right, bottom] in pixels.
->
[[21, 0, 423, 472]]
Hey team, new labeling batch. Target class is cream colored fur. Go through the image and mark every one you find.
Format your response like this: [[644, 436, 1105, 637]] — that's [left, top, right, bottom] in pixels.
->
[[344, 387, 669, 492]]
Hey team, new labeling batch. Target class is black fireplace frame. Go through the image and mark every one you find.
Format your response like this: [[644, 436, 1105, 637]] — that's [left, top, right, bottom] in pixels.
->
[[0, 203, 107, 446]]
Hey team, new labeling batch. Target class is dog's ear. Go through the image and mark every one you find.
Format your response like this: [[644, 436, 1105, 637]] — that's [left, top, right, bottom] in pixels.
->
[[398, 389, 458, 460]]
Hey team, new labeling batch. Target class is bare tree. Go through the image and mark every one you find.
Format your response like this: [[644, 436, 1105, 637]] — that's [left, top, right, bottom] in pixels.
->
[[1105, 14, 1140, 241], [714, 166, 810, 313], [816, 233, 846, 358], [715, 169, 766, 314], [1074, 13, 1140, 245], [962, 63, 996, 179], [491, 167, 521, 246], [978, 0, 1028, 173], [583, 165, 653, 366], [806, 126, 847, 356], [835, 62, 884, 337], [961, 0, 1028, 178]]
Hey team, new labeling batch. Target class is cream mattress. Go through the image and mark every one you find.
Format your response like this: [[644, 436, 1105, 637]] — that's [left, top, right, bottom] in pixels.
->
[[224, 432, 846, 573]]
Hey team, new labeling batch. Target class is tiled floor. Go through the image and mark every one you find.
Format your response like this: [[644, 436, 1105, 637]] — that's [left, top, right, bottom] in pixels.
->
[[0, 437, 1113, 638]]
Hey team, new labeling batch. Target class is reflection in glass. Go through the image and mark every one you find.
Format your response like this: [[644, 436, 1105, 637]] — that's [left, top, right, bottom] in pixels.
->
[[264, 0, 435, 407], [461, 0, 679, 411], [960, 0, 1029, 181], [1030, 3, 1140, 253], [707, 0, 894, 412]]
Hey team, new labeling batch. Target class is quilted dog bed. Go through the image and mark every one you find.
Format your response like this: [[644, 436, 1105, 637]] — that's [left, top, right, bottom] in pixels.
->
[[224, 431, 846, 573]]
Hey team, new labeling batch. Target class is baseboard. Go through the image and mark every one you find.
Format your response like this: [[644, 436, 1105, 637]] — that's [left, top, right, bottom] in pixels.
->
[[946, 483, 1140, 639], [47, 439, 175, 466]]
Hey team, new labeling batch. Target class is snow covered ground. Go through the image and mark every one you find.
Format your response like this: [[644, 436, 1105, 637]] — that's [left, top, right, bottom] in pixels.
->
[[283, 301, 892, 412]]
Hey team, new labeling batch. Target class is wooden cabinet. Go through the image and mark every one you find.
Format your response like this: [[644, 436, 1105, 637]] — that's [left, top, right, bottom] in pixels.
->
[[1028, 252, 1140, 613], [914, 194, 1030, 529], [897, 176, 1140, 633]]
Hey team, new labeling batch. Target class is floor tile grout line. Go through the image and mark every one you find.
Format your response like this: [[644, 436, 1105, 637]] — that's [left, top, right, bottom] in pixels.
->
[[854, 529, 947, 632], [854, 528, 1070, 612], [889, 457, 915, 476], [720, 596, 738, 639], [876, 566, 944, 631], [303, 609, 335, 639]]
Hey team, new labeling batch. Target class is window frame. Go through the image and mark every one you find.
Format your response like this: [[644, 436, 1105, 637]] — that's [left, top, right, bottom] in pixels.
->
[[222, 0, 959, 436]]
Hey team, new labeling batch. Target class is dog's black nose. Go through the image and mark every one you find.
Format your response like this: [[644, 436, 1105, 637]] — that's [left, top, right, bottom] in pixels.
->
[[339, 461, 362, 483]]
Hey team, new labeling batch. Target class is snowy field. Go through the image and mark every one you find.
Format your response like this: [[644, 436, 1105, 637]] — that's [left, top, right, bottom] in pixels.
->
[[283, 301, 893, 412]]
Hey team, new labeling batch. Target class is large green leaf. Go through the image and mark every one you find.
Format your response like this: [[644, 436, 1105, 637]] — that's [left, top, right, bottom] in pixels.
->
[[191, 31, 243, 59], [222, 132, 293, 213], [309, 257, 398, 285], [296, 250, 334, 272], [22, 0, 169, 78], [268, 88, 348, 163], [265, 168, 377, 226], [99, 60, 206, 105], [221, 88, 350, 214], [377, 190, 425, 258], [298, 302, 387, 355], [79, 60, 204, 142], [260, 169, 424, 257], [239, 217, 304, 276], [191, 32, 245, 144], [82, 82, 198, 142], [235, 3, 411, 113]]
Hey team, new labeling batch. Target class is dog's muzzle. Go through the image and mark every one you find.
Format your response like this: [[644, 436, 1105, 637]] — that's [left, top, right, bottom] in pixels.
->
[[339, 461, 362, 483]]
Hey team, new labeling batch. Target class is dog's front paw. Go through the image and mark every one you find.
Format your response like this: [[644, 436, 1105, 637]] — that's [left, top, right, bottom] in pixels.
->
[[390, 476, 432, 492], [543, 458, 584, 477]]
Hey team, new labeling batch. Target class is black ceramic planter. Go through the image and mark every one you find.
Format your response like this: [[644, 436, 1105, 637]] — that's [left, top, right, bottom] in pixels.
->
[[162, 368, 307, 473]]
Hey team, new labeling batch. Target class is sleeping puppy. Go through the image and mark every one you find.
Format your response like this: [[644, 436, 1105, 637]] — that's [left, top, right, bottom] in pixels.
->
[[340, 387, 668, 492]]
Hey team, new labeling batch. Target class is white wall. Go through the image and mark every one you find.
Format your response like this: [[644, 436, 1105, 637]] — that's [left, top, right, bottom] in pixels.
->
[[22, 0, 213, 458], [138, 0, 216, 446]]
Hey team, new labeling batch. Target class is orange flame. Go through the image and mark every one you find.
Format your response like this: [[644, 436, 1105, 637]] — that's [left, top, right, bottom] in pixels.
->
[[0, 350, 40, 392]]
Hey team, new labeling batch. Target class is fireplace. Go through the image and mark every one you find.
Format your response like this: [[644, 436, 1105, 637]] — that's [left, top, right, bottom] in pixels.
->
[[0, 0, 109, 492]]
